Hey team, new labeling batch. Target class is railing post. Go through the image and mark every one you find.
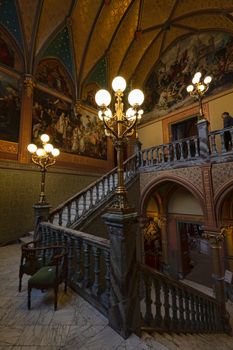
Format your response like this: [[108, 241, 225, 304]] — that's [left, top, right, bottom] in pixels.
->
[[204, 230, 232, 334], [102, 210, 140, 339], [33, 204, 51, 240], [160, 215, 169, 274], [134, 138, 142, 167], [197, 119, 210, 160]]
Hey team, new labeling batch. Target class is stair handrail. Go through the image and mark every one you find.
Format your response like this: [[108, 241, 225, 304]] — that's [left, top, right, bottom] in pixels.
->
[[139, 263, 225, 334], [49, 154, 138, 226], [139, 263, 217, 303]]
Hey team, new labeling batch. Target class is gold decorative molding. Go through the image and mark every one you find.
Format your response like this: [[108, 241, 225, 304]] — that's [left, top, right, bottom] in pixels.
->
[[24, 75, 35, 97], [0, 141, 18, 154]]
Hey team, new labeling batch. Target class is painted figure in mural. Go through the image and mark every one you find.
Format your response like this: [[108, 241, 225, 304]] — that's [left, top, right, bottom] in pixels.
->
[[0, 35, 14, 67], [32, 89, 107, 159], [144, 218, 161, 270], [0, 72, 20, 142], [144, 32, 233, 120], [222, 111, 233, 151], [36, 59, 72, 98]]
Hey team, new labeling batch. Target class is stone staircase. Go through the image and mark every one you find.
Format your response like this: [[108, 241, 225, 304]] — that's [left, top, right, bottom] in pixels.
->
[[49, 154, 138, 229], [142, 330, 233, 350]]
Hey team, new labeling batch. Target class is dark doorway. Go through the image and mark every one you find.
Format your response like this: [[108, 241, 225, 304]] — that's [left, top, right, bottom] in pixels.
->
[[178, 222, 212, 287], [171, 116, 198, 141]]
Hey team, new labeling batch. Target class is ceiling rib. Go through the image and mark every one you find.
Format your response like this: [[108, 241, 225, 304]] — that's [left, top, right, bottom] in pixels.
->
[[78, 0, 105, 93]]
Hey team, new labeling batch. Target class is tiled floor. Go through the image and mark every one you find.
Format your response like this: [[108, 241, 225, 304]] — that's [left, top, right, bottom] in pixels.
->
[[0, 242, 233, 350]]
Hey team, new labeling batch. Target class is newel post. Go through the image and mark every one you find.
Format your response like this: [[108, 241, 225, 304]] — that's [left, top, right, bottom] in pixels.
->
[[102, 210, 140, 339], [204, 229, 232, 334], [197, 118, 210, 160], [33, 204, 51, 240]]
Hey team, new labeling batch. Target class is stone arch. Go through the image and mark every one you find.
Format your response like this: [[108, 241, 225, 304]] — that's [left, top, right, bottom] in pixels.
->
[[140, 173, 205, 217], [215, 178, 233, 225]]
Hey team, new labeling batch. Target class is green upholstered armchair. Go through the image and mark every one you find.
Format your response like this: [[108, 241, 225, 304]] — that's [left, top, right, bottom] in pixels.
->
[[19, 240, 52, 292], [27, 245, 68, 311]]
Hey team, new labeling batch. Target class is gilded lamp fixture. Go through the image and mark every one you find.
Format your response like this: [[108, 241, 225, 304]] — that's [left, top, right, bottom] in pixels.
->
[[27, 134, 60, 205], [186, 72, 212, 120], [95, 76, 144, 211]]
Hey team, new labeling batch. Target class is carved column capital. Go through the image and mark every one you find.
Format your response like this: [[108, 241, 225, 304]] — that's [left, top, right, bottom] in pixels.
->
[[24, 74, 35, 97], [203, 230, 225, 245]]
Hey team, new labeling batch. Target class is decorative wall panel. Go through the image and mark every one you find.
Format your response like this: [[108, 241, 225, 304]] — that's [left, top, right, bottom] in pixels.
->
[[32, 88, 107, 160]]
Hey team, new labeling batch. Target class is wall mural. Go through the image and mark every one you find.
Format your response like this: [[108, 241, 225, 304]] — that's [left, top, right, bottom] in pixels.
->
[[82, 57, 107, 109], [32, 88, 107, 160], [36, 59, 73, 98], [0, 71, 20, 142], [144, 32, 233, 119]]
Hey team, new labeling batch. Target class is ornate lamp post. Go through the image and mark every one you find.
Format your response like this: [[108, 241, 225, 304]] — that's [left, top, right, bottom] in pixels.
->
[[186, 72, 212, 120], [27, 134, 60, 205], [95, 76, 144, 211]]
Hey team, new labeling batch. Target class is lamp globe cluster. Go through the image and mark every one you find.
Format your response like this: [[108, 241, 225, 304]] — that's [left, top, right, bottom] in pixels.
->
[[27, 134, 60, 158]]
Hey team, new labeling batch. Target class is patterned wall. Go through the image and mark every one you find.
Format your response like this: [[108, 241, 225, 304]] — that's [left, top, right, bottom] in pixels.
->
[[41, 26, 74, 79]]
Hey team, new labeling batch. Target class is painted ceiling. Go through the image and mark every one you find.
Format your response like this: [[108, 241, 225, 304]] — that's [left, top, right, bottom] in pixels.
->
[[2, 0, 233, 122]]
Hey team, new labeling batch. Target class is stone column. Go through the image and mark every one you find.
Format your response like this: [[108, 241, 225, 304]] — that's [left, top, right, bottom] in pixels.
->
[[204, 230, 232, 334], [160, 215, 169, 274], [33, 204, 51, 240], [197, 118, 210, 160], [102, 210, 140, 339]]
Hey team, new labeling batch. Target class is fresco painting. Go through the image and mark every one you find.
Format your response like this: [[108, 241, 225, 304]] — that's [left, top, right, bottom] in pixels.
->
[[36, 59, 73, 98], [144, 32, 233, 119], [0, 71, 20, 142], [32, 89, 107, 160], [0, 34, 15, 67]]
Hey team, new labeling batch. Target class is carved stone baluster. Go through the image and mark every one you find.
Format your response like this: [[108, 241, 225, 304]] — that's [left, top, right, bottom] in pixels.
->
[[67, 203, 71, 227], [155, 147, 159, 164], [190, 294, 196, 332], [58, 211, 63, 226], [187, 140, 191, 160], [184, 291, 191, 331], [220, 131, 226, 152], [162, 282, 171, 330], [90, 188, 93, 208], [178, 288, 185, 332], [195, 295, 201, 332], [83, 241, 91, 289], [199, 297, 205, 330], [92, 246, 101, 296], [75, 198, 80, 220], [210, 134, 218, 155], [69, 236, 75, 281], [171, 286, 178, 331], [144, 275, 153, 325], [102, 249, 110, 308], [146, 149, 149, 166], [96, 183, 100, 202], [75, 238, 82, 284], [209, 301, 215, 331], [162, 146, 166, 163], [149, 148, 154, 166], [153, 279, 162, 327], [83, 193, 87, 213], [179, 141, 184, 161], [167, 144, 171, 163], [194, 138, 199, 158], [173, 143, 177, 161]]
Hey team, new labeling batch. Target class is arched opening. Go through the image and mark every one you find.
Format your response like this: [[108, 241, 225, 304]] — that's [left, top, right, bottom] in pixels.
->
[[141, 177, 212, 287], [215, 185, 233, 273]]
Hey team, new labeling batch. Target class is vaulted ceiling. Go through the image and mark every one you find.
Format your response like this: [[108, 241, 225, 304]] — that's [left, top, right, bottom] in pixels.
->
[[15, 0, 233, 94]]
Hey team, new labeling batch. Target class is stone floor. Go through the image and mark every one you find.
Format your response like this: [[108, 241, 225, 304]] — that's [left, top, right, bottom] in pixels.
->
[[0, 242, 233, 350]]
